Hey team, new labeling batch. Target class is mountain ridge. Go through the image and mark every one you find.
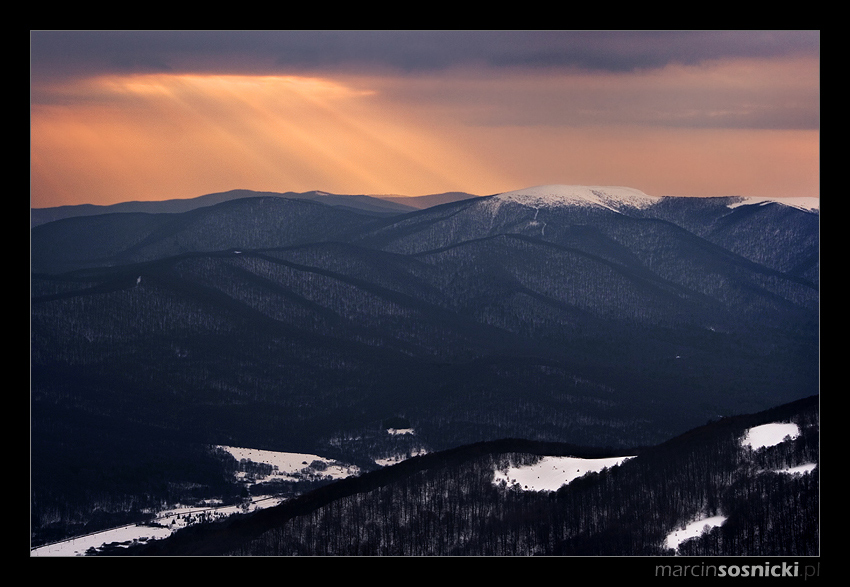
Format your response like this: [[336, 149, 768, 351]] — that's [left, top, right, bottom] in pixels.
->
[[30, 184, 818, 229], [30, 188, 421, 228]]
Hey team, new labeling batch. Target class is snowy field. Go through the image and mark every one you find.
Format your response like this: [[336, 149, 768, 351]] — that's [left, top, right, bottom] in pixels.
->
[[217, 445, 361, 483], [741, 422, 801, 449], [492, 455, 634, 492]]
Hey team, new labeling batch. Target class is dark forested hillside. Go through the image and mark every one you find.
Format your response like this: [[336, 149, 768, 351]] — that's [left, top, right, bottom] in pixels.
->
[[30, 196, 389, 274], [124, 395, 818, 557], [30, 187, 818, 550]]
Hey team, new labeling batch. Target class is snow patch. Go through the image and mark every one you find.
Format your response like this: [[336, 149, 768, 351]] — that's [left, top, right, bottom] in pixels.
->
[[664, 515, 728, 553], [217, 445, 360, 483], [741, 423, 800, 450], [775, 462, 817, 476], [374, 447, 428, 467], [492, 455, 634, 492]]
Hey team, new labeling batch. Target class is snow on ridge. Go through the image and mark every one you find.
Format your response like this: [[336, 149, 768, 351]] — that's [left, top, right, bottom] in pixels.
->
[[488, 186, 819, 213], [491, 185, 660, 213], [726, 196, 819, 212]]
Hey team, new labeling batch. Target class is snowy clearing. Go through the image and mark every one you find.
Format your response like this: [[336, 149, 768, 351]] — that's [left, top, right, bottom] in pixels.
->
[[492, 455, 634, 492], [217, 445, 361, 483], [664, 515, 728, 552], [741, 422, 800, 450]]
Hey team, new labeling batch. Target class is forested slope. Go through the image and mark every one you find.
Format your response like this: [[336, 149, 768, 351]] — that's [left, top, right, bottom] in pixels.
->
[[123, 396, 817, 557]]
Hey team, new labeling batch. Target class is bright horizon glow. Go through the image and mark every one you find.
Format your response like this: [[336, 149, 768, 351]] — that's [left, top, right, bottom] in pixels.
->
[[30, 42, 819, 209], [31, 71, 517, 207]]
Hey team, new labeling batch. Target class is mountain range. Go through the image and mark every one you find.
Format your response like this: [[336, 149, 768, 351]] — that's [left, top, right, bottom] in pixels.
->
[[29, 188, 483, 229], [30, 185, 819, 553]]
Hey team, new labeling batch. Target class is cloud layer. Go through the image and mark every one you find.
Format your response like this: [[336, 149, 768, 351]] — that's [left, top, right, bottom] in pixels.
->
[[30, 30, 819, 78]]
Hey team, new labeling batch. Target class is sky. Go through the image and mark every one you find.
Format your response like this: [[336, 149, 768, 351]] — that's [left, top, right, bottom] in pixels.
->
[[30, 30, 820, 209]]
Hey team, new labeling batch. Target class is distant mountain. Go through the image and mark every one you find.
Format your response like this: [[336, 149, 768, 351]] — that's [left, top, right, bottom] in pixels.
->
[[30, 184, 818, 551], [124, 395, 818, 556], [374, 191, 482, 209], [31, 196, 390, 274], [30, 189, 418, 228]]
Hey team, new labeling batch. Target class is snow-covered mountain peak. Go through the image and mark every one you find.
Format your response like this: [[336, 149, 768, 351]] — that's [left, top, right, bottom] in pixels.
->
[[489, 185, 660, 213]]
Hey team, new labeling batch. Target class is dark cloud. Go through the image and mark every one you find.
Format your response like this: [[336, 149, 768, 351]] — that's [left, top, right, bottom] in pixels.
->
[[516, 30, 820, 71], [31, 30, 820, 82]]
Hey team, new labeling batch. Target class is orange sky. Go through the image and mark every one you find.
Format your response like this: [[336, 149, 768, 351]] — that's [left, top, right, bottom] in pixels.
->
[[30, 32, 819, 208]]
